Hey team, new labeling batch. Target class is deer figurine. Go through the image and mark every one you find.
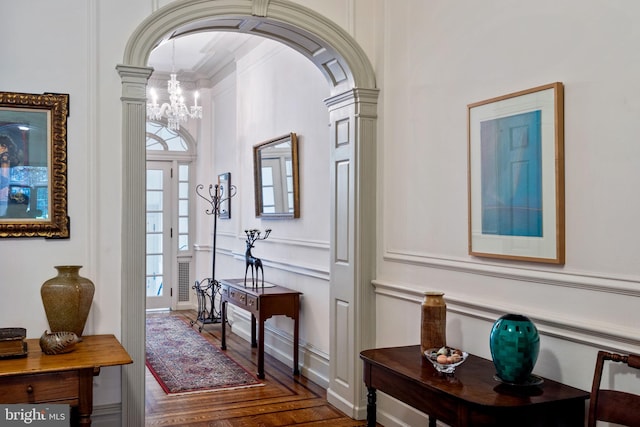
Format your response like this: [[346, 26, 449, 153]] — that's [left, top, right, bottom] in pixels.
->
[[244, 229, 271, 289]]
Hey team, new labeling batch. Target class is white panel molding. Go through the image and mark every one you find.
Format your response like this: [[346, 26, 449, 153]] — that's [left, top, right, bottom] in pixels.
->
[[225, 308, 330, 388], [384, 249, 640, 297], [196, 231, 330, 250], [251, 257, 329, 280], [195, 235, 331, 280], [373, 280, 640, 354], [251, 234, 330, 249]]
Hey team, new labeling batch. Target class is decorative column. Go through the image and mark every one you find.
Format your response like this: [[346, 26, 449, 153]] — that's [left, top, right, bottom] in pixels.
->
[[116, 64, 153, 427], [325, 87, 379, 418]]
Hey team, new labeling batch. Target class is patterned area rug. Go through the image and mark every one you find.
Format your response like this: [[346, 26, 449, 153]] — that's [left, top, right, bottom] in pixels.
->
[[146, 315, 262, 394]]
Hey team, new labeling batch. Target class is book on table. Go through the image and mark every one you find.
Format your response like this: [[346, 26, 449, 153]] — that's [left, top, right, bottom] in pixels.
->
[[0, 327, 27, 357]]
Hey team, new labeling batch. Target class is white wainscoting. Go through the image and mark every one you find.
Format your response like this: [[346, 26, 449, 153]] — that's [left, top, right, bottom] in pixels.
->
[[226, 307, 330, 388]]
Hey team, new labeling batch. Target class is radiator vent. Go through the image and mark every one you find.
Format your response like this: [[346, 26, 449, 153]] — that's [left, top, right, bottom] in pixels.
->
[[178, 262, 190, 302]]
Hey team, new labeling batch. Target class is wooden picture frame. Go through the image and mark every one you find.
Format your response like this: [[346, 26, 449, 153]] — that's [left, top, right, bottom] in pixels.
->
[[468, 83, 564, 264], [253, 133, 300, 219], [0, 92, 70, 238]]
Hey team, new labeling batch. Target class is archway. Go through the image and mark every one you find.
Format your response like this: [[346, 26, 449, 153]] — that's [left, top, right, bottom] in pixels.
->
[[118, 1, 378, 425]]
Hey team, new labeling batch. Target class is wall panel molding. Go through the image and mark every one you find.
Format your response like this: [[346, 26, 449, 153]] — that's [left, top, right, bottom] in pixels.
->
[[227, 308, 330, 388], [373, 280, 640, 354], [384, 249, 640, 297]]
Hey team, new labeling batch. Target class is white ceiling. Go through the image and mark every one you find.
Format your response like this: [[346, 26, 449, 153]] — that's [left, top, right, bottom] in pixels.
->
[[147, 32, 266, 88]]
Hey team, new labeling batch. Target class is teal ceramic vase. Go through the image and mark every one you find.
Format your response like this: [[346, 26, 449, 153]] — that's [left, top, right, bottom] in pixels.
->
[[489, 314, 539, 384]]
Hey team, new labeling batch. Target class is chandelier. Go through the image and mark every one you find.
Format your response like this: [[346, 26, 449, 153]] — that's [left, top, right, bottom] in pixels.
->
[[147, 40, 202, 130]]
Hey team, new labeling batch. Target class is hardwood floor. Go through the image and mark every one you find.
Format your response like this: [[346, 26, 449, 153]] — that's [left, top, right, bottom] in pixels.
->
[[145, 310, 371, 426]]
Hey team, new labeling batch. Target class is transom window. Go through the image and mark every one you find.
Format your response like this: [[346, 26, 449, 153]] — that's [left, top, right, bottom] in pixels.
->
[[146, 121, 190, 152]]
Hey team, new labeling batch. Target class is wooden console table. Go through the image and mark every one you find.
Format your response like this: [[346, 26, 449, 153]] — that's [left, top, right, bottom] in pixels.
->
[[220, 278, 301, 379], [360, 345, 589, 427], [0, 334, 132, 426]]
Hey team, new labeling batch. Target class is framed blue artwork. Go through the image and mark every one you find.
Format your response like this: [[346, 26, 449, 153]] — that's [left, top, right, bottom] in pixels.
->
[[468, 83, 564, 264]]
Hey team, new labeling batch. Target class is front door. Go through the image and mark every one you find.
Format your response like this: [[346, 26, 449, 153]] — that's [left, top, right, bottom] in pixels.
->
[[146, 161, 173, 310]]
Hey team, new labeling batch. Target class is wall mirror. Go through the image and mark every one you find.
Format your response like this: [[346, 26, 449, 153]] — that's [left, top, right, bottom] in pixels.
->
[[253, 133, 299, 218], [0, 91, 70, 238]]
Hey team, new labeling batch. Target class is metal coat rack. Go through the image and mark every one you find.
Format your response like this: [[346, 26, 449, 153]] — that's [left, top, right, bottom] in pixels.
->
[[190, 181, 236, 332]]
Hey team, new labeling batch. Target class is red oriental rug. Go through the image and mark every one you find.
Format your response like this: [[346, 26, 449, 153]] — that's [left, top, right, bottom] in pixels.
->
[[145, 315, 262, 394]]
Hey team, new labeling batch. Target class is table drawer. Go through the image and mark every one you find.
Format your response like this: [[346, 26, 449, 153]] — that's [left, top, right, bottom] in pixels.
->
[[0, 371, 79, 403], [228, 288, 247, 306], [247, 294, 259, 310]]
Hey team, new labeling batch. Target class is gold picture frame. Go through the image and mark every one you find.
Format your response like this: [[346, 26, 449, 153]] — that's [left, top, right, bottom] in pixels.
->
[[468, 83, 564, 264], [0, 91, 70, 238]]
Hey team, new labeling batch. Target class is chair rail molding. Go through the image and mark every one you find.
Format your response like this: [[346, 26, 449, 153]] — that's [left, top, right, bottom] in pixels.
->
[[372, 280, 640, 355]]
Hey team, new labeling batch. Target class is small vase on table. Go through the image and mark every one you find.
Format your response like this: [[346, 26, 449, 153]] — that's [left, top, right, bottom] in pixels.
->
[[420, 291, 447, 355]]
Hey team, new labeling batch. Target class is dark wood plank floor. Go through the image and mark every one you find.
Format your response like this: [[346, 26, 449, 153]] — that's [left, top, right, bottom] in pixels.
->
[[145, 310, 372, 426]]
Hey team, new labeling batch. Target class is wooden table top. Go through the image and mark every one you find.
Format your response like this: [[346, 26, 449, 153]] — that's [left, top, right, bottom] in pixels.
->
[[0, 334, 132, 377], [221, 278, 302, 297], [361, 345, 589, 407]]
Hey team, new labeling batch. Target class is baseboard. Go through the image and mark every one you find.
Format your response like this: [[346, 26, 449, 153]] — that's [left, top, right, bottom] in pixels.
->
[[91, 403, 122, 427]]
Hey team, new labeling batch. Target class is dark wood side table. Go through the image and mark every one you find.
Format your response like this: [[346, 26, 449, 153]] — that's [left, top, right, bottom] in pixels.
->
[[0, 334, 133, 426], [220, 278, 301, 379], [360, 345, 589, 427]]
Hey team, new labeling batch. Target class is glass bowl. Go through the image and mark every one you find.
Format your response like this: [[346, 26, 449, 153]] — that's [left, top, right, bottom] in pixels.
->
[[424, 347, 468, 374]]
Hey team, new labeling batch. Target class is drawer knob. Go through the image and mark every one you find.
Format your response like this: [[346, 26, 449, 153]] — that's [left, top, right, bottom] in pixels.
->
[[26, 385, 34, 394]]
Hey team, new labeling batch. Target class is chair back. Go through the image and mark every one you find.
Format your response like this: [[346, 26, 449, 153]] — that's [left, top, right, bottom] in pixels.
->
[[588, 350, 640, 427]]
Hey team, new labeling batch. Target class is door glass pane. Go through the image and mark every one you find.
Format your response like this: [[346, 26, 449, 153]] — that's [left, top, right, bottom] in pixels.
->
[[179, 199, 188, 216], [146, 234, 162, 253], [178, 182, 189, 198], [263, 187, 275, 205], [146, 276, 163, 297], [179, 164, 189, 180], [146, 191, 163, 211], [178, 235, 189, 251], [147, 170, 163, 189], [146, 254, 163, 275], [178, 217, 188, 233], [146, 212, 163, 232]]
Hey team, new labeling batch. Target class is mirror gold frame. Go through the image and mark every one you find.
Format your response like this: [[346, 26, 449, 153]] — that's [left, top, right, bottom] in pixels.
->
[[0, 92, 70, 238], [253, 133, 299, 219]]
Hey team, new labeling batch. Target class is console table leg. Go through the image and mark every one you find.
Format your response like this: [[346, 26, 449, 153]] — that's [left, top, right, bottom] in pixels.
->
[[366, 386, 376, 427], [257, 317, 265, 379], [293, 305, 300, 375], [221, 301, 227, 350], [251, 314, 257, 347]]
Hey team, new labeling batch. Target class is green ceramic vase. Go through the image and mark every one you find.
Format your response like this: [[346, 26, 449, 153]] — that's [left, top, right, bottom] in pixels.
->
[[489, 314, 539, 384]]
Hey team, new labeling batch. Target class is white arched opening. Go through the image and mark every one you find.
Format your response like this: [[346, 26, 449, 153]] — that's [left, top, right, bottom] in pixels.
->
[[118, 1, 378, 425]]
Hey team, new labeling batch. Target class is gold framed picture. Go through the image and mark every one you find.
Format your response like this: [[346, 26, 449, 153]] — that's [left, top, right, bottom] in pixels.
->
[[0, 91, 70, 238]]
